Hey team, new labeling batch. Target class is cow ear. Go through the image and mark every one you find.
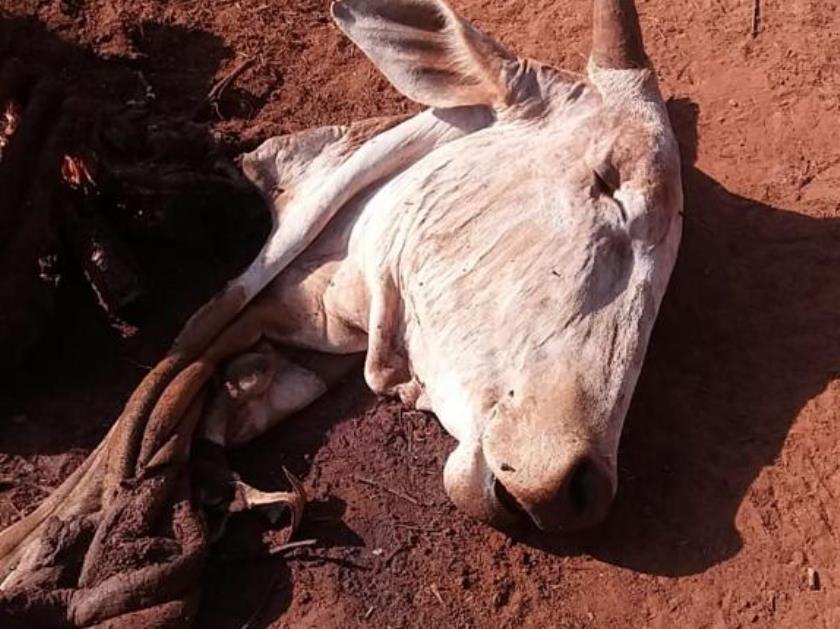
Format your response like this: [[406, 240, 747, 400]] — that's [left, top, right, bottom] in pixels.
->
[[331, 0, 518, 108]]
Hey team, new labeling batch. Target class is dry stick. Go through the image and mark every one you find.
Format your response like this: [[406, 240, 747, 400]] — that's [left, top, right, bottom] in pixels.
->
[[222, 538, 317, 562], [207, 57, 254, 104], [392, 521, 443, 534], [751, 0, 760, 38], [267, 538, 317, 556], [354, 475, 421, 506], [384, 544, 408, 565]]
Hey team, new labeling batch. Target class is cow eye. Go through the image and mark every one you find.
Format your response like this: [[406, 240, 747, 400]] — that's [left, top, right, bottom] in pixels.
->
[[593, 163, 619, 196]]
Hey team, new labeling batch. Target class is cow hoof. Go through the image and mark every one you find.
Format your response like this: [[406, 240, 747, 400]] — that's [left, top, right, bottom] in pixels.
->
[[229, 468, 306, 533]]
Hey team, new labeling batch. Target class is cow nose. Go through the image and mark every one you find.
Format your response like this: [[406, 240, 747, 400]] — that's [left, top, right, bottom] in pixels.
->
[[493, 457, 614, 533]]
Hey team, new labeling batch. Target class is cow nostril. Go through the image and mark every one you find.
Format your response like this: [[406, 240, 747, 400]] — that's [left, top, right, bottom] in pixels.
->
[[489, 458, 613, 532], [564, 457, 615, 530], [493, 477, 527, 518], [568, 460, 598, 516]]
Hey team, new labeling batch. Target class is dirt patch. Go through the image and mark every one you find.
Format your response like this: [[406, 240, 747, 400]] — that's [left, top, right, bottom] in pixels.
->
[[2, 1, 840, 628]]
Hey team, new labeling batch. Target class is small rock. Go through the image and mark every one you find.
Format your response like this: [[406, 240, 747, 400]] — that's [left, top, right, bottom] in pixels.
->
[[790, 550, 805, 566], [807, 567, 820, 591], [493, 579, 513, 608], [493, 590, 509, 608], [372, 548, 384, 556]]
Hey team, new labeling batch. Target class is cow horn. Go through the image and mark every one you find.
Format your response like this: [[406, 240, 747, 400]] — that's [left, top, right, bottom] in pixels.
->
[[591, 0, 648, 69]]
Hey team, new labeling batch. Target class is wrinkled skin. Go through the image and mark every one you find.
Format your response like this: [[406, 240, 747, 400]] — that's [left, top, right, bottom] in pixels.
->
[[227, 0, 682, 532], [0, 2, 681, 625]]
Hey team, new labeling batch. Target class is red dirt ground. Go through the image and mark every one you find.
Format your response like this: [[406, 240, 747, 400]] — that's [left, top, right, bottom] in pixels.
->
[[1, 0, 839, 627]]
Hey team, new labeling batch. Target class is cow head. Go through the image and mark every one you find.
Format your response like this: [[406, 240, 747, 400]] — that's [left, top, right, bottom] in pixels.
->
[[332, 0, 682, 533]]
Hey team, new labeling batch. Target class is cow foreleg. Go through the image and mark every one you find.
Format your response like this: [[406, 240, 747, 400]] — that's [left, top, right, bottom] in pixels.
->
[[194, 343, 361, 537], [201, 341, 361, 447]]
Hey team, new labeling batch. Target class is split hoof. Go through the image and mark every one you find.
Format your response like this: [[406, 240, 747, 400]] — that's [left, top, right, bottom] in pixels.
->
[[229, 468, 306, 533]]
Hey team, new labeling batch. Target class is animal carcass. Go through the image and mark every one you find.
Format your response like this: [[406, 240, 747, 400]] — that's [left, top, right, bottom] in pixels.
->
[[0, 1, 682, 625]]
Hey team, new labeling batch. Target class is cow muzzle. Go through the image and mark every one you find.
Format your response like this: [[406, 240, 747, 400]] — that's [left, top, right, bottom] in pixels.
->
[[443, 440, 616, 534], [491, 455, 615, 532]]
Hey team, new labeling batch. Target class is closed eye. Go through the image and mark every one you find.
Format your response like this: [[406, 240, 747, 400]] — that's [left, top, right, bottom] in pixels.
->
[[592, 162, 619, 197], [593, 169, 614, 196], [592, 165, 627, 222]]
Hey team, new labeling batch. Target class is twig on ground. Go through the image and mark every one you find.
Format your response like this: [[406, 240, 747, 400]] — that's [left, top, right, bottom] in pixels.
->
[[751, 0, 761, 38], [222, 538, 317, 562], [207, 57, 254, 104], [354, 474, 421, 506], [293, 554, 372, 571], [430, 583, 445, 605], [393, 521, 443, 534], [384, 544, 409, 565], [363, 606, 375, 620], [267, 538, 317, 555]]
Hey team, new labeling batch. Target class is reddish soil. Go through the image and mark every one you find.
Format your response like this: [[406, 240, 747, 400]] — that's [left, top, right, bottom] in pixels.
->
[[1, 0, 839, 628]]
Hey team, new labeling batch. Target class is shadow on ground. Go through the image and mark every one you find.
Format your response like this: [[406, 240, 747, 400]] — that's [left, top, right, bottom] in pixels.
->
[[0, 16, 268, 455]]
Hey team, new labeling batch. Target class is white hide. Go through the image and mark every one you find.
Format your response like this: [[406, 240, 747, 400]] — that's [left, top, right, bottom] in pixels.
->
[[228, 0, 682, 531]]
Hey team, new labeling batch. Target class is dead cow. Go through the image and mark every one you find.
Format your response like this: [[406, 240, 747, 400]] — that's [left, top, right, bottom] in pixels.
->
[[0, 0, 682, 624]]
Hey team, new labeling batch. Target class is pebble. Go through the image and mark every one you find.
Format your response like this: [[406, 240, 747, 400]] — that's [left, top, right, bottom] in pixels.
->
[[807, 567, 820, 591], [493, 590, 509, 608], [493, 579, 513, 608]]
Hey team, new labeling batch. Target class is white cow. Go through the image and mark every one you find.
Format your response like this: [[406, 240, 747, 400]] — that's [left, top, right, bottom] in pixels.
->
[[195, 0, 683, 532], [0, 1, 682, 597]]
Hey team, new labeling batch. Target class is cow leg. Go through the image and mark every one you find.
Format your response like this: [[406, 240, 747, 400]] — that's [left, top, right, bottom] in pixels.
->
[[201, 342, 362, 447], [193, 342, 361, 536]]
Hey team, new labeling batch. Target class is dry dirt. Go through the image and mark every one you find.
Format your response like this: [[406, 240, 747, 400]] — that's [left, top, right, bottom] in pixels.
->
[[1, 0, 839, 627]]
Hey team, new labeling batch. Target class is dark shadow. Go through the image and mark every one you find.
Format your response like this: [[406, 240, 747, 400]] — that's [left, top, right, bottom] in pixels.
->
[[200, 552, 293, 629], [125, 22, 266, 121], [522, 98, 840, 575], [0, 17, 269, 454]]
